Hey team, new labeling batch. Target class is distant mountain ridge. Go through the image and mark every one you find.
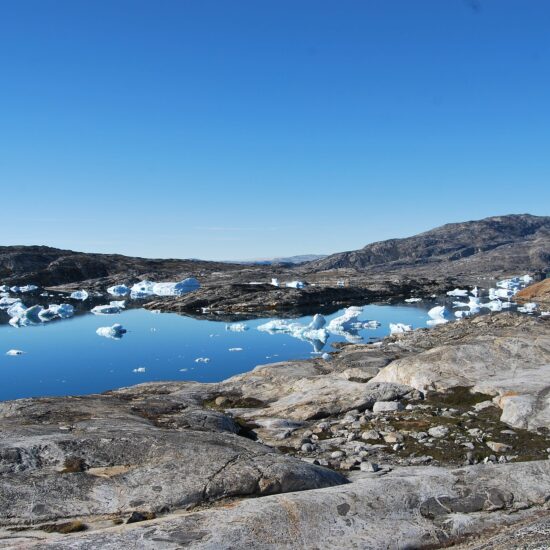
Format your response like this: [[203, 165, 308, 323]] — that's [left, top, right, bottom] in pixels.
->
[[301, 214, 550, 277], [233, 254, 328, 266]]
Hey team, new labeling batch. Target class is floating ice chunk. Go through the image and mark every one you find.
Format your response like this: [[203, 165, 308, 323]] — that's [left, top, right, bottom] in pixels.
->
[[404, 298, 422, 303], [482, 300, 503, 312], [6, 349, 24, 356], [0, 297, 21, 309], [321, 352, 332, 361], [471, 287, 479, 297], [522, 274, 534, 284], [130, 280, 155, 298], [91, 302, 124, 315], [541, 311, 550, 317], [226, 323, 249, 332], [47, 304, 75, 318], [427, 306, 449, 326], [308, 314, 326, 330], [110, 300, 126, 309], [362, 320, 381, 329], [228, 347, 243, 352], [133, 367, 146, 373], [96, 323, 127, 339], [108, 284, 130, 297], [152, 278, 200, 297], [258, 317, 330, 351], [447, 289, 469, 297], [285, 281, 306, 289], [9, 304, 44, 327], [0, 285, 9, 292], [194, 357, 210, 363], [271, 278, 279, 287], [517, 302, 538, 314], [70, 290, 89, 301], [389, 323, 412, 334], [327, 307, 363, 332]]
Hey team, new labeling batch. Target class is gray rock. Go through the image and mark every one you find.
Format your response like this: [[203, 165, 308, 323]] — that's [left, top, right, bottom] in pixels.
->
[[428, 426, 449, 438], [373, 401, 404, 413]]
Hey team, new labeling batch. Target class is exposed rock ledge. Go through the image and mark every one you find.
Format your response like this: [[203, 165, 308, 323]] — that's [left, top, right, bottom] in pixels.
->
[[1, 313, 549, 548]]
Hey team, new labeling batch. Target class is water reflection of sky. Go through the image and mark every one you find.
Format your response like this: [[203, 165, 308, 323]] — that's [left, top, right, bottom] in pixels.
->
[[0, 303, 431, 401]]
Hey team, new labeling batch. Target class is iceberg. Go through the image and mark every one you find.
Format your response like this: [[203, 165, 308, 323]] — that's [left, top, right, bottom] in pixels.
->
[[471, 287, 479, 297], [427, 305, 449, 326], [404, 297, 422, 303], [258, 316, 330, 352], [389, 323, 412, 334], [91, 301, 125, 315], [228, 347, 243, 352], [285, 281, 306, 289], [447, 289, 469, 297], [0, 297, 21, 309], [70, 290, 89, 301], [454, 310, 472, 318], [327, 307, 363, 332], [8, 304, 44, 327], [130, 281, 155, 298], [0, 285, 9, 292], [321, 352, 332, 361], [96, 323, 127, 339], [271, 278, 279, 287], [517, 302, 538, 314], [152, 278, 200, 296], [39, 303, 74, 321], [108, 284, 130, 297], [133, 367, 146, 373], [6, 349, 24, 356], [225, 323, 249, 332], [194, 357, 210, 363]]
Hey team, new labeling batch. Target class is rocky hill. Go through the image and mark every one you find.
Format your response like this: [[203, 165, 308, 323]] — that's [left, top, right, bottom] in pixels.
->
[[302, 214, 550, 279], [516, 278, 550, 306]]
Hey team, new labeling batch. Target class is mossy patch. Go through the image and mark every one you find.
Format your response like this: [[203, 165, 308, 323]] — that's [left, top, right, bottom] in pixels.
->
[[40, 520, 87, 534]]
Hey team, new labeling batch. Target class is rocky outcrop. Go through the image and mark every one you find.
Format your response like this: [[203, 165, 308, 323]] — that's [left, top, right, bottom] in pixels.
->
[[516, 278, 550, 306], [370, 313, 550, 430], [18, 461, 550, 549]]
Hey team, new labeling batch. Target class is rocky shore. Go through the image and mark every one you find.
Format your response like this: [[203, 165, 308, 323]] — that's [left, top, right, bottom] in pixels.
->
[[1, 312, 549, 548]]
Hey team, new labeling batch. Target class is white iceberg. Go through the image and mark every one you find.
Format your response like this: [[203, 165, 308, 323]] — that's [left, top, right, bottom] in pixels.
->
[[285, 281, 306, 289], [225, 323, 249, 332], [91, 301, 125, 315], [447, 288, 469, 297], [0, 285, 9, 292], [454, 310, 472, 318], [9, 304, 44, 327], [517, 302, 538, 314], [404, 297, 422, 303], [152, 278, 200, 296], [321, 352, 332, 361], [327, 307, 363, 332], [96, 323, 127, 339], [389, 323, 412, 334], [522, 274, 534, 284], [427, 305, 449, 326], [0, 297, 21, 309], [271, 278, 279, 287], [6, 349, 24, 356], [228, 347, 243, 352], [70, 290, 89, 301], [194, 357, 210, 363], [108, 284, 130, 297], [471, 287, 479, 297], [38, 303, 74, 321], [133, 367, 146, 373], [258, 316, 329, 352], [130, 280, 155, 298]]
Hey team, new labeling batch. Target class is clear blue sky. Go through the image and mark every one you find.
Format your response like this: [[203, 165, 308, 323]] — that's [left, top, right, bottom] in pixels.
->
[[1, 1, 549, 260]]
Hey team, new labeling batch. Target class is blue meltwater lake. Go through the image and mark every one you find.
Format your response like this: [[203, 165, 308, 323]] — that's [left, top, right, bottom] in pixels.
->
[[0, 302, 434, 401]]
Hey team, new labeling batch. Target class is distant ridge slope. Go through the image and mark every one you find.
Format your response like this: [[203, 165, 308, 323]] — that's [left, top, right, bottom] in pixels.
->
[[302, 214, 550, 277]]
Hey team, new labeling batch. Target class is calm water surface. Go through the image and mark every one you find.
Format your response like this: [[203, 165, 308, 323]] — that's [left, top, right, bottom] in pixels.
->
[[0, 303, 432, 401]]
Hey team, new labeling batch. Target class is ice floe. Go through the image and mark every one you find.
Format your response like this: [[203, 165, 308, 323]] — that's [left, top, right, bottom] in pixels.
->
[[228, 347, 243, 352], [10, 285, 39, 294], [130, 278, 200, 298], [195, 357, 210, 363], [258, 317, 330, 351], [321, 352, 332, 361], [7, 302, 74, 327], [404, 298, 422, 303], [285, 281, 306, 289], [517, 302, 538, 314], [447, 288, 469, 297], [271, 278, 279, 287], [96, 323, 127, 339], [6, 349, 24, 356], [91, 302, 125, 315], [108, 284, 130, 297], [226, 323, 249, 332], [0, 297, 21, 309], [133, 367, 146, 373], [70, 290, 89, 301], [427, 305, 450, 326]]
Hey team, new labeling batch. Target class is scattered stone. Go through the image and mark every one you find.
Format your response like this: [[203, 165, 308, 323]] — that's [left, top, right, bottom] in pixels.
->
[[428, 426, 449, 438], [372, 401, 404, 413], [486, 441, 513, 453]]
